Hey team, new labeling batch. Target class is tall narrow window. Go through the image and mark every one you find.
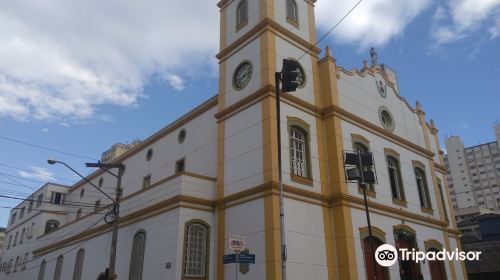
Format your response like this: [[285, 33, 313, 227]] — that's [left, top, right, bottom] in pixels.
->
[[10, 213, 16, 225], [142, 175, 151, 189], [183, 222, 209, 278], [37, 194, 43, 208], [73, 249, 85, 280], [8, 235, 12, 249], [22, 253, 28, 270], [415, 168, 432, 209], [13, 232, 18, 246], [20, 228, 25, 244], [387, 156, 405, 201], [176, 158, 185, 174], [286, 0, 298, 24], [129, 231, 146, 280], [236, 0, 248, 29], [29, 222, 35, 238], [54, 255, 64, 280], [94, 200, 101, 211], [290, 126, 308, 178], [437, 181, 449, 222], [14, 256, 19, 272], [76, 209, 82, 219], [38, 260, 46, 280], [20, 207, 25, 219], [28, 200, 34, 213]]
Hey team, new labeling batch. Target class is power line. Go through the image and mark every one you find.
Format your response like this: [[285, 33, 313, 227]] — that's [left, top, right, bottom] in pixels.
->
[[298, 0, 363, 61], [0, 173, 38, 191], [0, 163, 76, 183], [0, 135, 98, 161]]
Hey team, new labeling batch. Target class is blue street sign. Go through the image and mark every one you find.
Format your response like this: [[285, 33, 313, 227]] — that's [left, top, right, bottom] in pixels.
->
[[238, 254, 256, 264], [223, 254, 237, 264]]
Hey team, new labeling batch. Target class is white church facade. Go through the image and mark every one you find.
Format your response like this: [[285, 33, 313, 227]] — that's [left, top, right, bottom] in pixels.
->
[[0, 0, 467, 279]]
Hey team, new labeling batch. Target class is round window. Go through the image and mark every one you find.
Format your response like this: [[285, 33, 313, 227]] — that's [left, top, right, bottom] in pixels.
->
[[379, 107, 395, 131], [178, 129, 186, 144], [146, 148, 153, 161]]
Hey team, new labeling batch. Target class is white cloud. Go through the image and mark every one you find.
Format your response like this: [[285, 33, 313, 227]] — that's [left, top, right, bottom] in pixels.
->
[[42, 128, 49, 133], [316, 0, 432, 50], [18, 166, 56, 182], [0, 0, 219, 122], [431, 0, 500, 45], [165, 74, 185, 91]]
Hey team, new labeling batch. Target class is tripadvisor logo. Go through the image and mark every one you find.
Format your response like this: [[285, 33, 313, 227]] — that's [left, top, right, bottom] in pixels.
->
[[374, 244, 481, 267]]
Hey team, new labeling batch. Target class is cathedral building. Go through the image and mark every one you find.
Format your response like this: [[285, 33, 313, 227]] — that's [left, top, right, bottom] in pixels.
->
[[0, 0, 466, 279]]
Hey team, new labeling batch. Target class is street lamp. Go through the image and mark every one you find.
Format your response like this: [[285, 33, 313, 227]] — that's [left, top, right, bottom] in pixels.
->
[[275, 58, 301, 280], [48, 159, 124, 280]]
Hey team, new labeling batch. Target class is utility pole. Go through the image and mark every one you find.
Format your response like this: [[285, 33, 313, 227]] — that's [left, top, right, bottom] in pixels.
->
[[85, 162, 124, 280], [108, 166, 123, 279]]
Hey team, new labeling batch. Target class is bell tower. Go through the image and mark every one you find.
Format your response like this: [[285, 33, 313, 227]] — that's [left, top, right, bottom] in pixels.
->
[[215, 1, 327, 280]]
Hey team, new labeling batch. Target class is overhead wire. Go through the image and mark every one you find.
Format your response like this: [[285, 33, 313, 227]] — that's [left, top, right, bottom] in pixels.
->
[[297, 0, 363, 61], [0, 135, 98, 161], [0, 162, 76, 183]]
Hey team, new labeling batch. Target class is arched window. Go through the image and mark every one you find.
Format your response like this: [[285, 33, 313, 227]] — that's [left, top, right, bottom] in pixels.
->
[[54, 255, 64, 280], [363, 236, 388, 280], [236, 0, 248, 29], [73, 249, 85, 280], [289, 125, 309, 178], [22, 252, 28, 270], [353, 141, 375, 192], [29, 222, 35, 238], [415, 167, 432, 209], [45, 220, 60, 234], [129, 231, 146, 280], [13, 232, 18, 246], [387, 155, 405, 201], [286, 0, 298, 24], [7, 235, 12, 249], [14, 256, 19, 272], [183, 221, 209, 278], [20, 228, 25, 244], [38, 260, 46, 280]]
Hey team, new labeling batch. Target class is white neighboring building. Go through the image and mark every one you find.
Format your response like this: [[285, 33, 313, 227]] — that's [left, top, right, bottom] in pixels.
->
[[444, 124, 500, 221], [0, 1, 466, 280]]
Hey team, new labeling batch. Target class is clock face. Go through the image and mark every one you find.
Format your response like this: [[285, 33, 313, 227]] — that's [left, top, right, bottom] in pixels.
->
[[233, 61, 253, 90]]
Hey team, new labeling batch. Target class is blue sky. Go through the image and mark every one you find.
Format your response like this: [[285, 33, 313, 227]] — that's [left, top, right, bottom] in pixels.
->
[[0, 0, 499, 226]]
